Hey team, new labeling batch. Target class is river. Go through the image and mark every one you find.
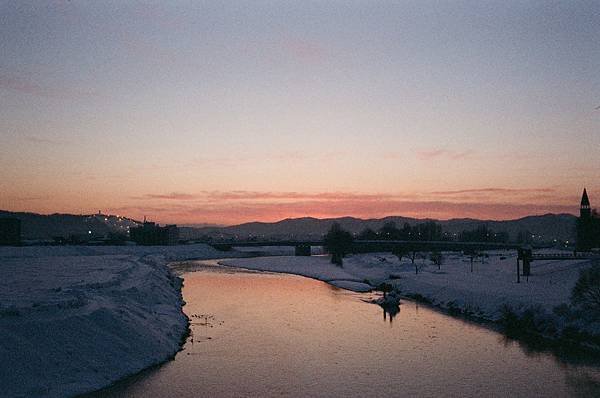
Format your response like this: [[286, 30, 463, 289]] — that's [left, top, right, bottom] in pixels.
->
[[87, 260, 600, 397]]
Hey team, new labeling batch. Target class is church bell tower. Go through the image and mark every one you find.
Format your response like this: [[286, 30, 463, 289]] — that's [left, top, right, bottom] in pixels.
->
[[581, 188, 591, 219]]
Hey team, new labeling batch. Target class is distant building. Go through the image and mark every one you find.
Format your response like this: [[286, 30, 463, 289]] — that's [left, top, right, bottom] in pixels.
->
[[0, 218, 21, 246], [130, 222, 179, 246], [577, 188, 600, 251]]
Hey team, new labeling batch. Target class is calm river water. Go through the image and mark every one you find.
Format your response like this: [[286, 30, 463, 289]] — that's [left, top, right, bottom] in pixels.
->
[[89, 261, 600, 397]]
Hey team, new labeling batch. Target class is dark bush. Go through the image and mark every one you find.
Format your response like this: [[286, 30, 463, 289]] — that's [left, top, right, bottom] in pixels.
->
[[571, 263, 600, 316], [323, 223, 354, 266]]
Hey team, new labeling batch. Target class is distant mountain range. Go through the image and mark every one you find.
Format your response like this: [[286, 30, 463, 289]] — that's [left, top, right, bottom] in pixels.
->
[[0, 210, 577, 243], [181, 213, 578, 243]]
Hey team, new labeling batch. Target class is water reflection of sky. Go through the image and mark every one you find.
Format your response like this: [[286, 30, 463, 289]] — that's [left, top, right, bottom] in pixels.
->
[[89, 263, 600, 398]]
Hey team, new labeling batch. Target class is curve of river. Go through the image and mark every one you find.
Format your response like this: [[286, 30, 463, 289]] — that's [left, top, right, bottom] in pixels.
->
[[86, 260, 600, 397]]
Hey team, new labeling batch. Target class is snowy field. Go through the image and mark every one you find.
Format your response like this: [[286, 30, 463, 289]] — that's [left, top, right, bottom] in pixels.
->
[[0, 244, 233, 398], [221, 250, 594, 321]]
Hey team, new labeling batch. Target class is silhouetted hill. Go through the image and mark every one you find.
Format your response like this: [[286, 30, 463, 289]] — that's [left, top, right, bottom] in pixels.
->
[[0, 210, 140, 240], [1, 210, 577, 243], [188, 213, 577, 243]]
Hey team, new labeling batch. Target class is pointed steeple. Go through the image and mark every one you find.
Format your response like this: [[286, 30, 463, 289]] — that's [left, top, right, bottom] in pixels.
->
[[581, 188, 590, 207], [581, 188, 591, 219]]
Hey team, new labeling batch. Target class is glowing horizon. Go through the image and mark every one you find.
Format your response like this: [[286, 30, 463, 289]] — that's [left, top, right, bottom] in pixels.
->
[[1, 2, 599, 225], [1, 187, 587, 226]]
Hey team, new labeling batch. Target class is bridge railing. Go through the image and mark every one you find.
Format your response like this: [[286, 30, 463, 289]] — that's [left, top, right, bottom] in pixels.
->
[[210, 239, 521, 253], [531, 253, 600, 260]]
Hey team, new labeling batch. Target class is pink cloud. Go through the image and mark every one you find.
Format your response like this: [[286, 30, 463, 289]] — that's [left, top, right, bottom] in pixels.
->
[[189, 151, 346, 169], [417, 149, 476, 160], [134, 191, 411, 203], [109, 198, 576, 225], [200, 191, 398, 201], [430, 187, 556, 195], [0, 72, 93, 99], [281, 37, 326, 64], [25, 135, 69, 145], [113, 189, 577, 225], [136, 193, 197, 200]]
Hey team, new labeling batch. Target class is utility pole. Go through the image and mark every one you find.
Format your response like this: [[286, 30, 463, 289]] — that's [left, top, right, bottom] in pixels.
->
[[516, 248, 521, 283]]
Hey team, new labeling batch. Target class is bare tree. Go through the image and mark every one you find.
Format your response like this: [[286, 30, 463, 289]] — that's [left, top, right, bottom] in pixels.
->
[[430, 251, 443, 270]]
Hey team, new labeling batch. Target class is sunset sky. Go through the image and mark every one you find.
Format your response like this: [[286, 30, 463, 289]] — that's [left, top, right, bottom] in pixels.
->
[[1, 1, 599, 225]]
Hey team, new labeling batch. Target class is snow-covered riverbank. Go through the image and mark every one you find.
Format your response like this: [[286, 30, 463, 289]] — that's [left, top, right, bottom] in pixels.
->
[[0, 244, 233, 398], [1, 245, 597, 397], [221, 251, 593, 321]]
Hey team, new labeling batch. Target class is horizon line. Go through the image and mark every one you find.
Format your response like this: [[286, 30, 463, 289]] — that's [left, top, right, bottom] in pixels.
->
[[0, 208, 579, 228]]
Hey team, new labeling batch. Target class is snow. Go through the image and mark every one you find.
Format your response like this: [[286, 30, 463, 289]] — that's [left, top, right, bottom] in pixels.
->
[[221, 250, 594, 321], [0, 244, 233, 398], [0, 244, 595, 397]]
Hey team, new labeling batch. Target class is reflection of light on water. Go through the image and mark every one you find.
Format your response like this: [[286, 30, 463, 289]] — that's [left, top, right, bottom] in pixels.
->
[[91, 265, 600, 398]]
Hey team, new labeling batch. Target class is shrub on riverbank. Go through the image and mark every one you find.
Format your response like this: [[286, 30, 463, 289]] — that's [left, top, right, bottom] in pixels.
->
[[499, 304, 561, 339], [571, 262, 600, 317], [323, 223, 354, 266], [498, 302, 600, 350]]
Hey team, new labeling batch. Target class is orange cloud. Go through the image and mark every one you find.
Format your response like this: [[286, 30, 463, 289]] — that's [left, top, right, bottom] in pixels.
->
[[108, 189, 577, 225], [136, 193, 197, 200], [429, 187, 557, 196]]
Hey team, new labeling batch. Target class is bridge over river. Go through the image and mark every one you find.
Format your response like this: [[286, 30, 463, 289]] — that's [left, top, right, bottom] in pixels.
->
[[210, 239, 522, 255]]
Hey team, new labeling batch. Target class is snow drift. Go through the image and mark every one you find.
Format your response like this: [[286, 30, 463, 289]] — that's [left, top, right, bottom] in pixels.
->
[[0, 244, 228, 398]]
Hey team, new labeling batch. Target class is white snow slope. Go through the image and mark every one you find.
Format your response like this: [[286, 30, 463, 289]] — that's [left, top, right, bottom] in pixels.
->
[[221, 250, 594, 321], [0, 244, 231, 398]]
